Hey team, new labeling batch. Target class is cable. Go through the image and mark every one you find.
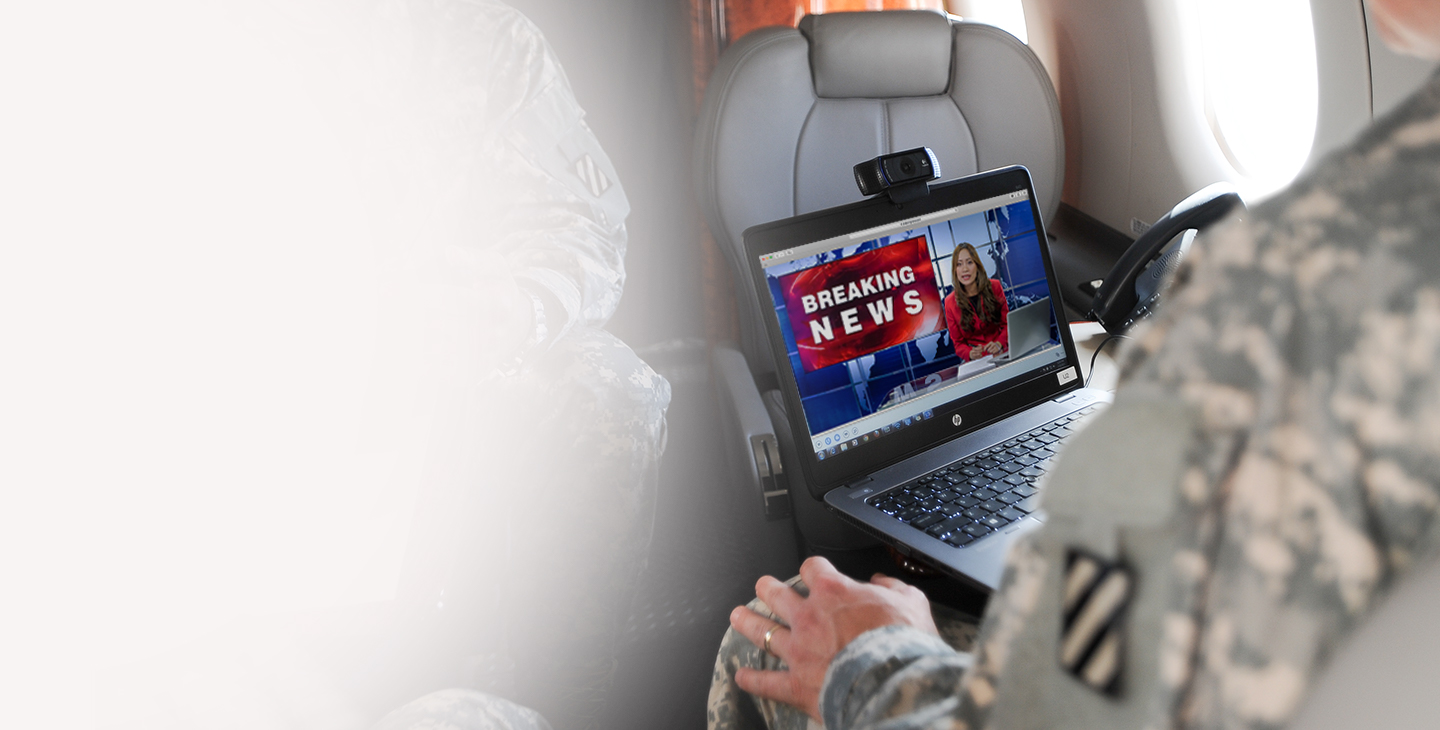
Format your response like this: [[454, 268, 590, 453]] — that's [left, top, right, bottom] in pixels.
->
[[1088, 333, 1129, 382]]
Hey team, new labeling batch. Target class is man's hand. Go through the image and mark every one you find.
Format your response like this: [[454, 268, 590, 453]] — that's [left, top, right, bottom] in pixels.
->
[[728, 556, 938, 722]]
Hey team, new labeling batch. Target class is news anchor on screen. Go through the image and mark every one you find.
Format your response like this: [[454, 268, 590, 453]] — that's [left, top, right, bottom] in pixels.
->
[[944, 242, 1008, 361]]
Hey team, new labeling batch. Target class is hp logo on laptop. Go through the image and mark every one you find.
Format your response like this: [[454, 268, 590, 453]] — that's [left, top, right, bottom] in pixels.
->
[[952, 415, 963, 427]]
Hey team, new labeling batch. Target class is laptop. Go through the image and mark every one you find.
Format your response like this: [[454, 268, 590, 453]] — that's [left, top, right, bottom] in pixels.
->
[[990, 296, 1053, 363], [744, 166, 1111, 591]]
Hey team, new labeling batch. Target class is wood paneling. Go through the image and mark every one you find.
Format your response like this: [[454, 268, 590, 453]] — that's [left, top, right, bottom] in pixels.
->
[[724, 0, 945, 47]]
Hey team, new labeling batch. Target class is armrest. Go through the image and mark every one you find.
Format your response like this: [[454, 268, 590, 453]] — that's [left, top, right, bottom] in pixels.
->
[[711, 345, 792, 520]]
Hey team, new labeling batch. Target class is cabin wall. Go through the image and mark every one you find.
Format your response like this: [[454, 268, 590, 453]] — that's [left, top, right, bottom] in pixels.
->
[[1027, 0, 1436, 238], [1022, 0, 1197, 236]]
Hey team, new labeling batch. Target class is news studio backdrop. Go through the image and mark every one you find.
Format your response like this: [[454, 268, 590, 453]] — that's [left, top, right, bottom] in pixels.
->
[[758, 192, 1060, 454]]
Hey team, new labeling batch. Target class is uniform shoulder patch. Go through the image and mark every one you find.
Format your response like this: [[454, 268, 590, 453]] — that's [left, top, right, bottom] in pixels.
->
[[573, 152, 611, 198], [1060, 549, 1133, 697]]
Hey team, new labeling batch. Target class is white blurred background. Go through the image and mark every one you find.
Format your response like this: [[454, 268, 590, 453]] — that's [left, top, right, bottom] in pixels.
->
[[1, 3, 471, 726]]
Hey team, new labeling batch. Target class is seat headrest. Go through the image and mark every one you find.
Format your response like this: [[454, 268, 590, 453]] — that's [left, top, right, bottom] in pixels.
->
[[798, 11, 953, 99]]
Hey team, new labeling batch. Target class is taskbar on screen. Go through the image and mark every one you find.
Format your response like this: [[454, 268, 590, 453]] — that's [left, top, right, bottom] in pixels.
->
[[813, 408, 937, 461]]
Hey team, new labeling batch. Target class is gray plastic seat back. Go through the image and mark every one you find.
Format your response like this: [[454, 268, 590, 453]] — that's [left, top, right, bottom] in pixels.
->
[[695, 10, 1063, 373]]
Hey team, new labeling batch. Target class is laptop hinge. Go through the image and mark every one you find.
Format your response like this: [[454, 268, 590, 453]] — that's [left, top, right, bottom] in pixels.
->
[[750, 434, 792, 520], [847, 476, 874, 490], [845, 476, 878, 501]]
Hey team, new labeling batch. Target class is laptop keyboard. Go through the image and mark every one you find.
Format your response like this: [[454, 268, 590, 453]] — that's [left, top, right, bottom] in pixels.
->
[[865, 404, 1102, 549]]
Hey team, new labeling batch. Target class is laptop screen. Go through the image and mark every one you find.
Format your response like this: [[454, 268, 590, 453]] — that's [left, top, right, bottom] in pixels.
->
[[755, 185, 1075, 464]]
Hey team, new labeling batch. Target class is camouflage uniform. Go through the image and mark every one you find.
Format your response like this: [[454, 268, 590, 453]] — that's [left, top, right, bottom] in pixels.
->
[[85, 3, 662, 730], [710, 70, 1440, 730], [374, 689, 553, 730]]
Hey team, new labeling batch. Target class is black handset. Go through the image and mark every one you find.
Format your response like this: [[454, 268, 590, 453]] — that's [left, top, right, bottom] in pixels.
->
[[1088, 182, 1245, 334]]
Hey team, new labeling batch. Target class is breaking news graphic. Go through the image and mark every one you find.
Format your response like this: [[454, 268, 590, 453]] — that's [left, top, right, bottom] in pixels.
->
[[778, 236, 944, 372]]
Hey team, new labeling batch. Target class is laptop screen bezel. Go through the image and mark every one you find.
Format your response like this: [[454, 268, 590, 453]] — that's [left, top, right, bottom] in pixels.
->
[[743, 166, 1086, 496]]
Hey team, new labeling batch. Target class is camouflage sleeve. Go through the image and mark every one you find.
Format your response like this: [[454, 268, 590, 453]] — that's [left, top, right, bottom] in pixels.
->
[[487, 7, 629, 345], [423, 0, 631, 351], [371, 688, 552, 730], [820, 626, 971, 730], [488, 10, 630, 347], [953, 70, 1440, 730], [816, 68, 1440, 730]]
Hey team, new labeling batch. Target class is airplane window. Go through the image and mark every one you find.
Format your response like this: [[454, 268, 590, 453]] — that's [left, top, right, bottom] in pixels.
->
[[946, 0, 1027, 44], [1184, 0, 1319, 197]]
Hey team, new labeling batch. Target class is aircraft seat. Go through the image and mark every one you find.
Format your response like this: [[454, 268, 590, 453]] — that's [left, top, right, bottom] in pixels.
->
[[694, 10, 1064, 552]]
